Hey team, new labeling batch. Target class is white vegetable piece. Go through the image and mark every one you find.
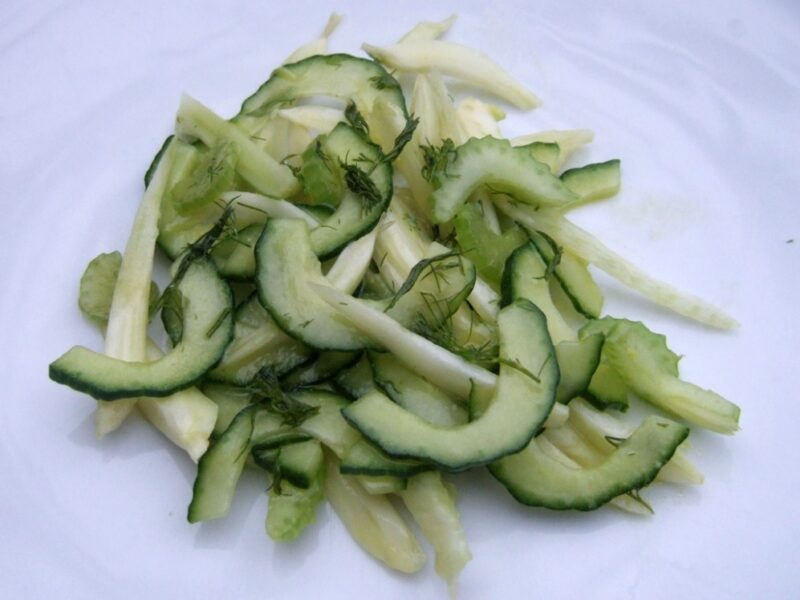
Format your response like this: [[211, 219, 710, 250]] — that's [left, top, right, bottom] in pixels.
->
[[362, 40, 541, 109], [95, 140, 176, 437], [498, 202, 739, 329], [324, 457, 426, 574], [310, 283, 497, 398]]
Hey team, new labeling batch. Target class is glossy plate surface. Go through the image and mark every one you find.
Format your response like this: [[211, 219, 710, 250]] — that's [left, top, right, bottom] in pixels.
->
[[2, 1, 798, 598]]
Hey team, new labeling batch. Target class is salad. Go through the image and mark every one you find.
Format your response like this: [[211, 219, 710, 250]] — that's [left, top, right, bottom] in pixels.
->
[[49, 13, 739, 595]]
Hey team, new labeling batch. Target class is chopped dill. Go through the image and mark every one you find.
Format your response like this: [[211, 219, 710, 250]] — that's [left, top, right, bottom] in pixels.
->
[[245, 368, 319, 427], [421, 138, 457, 182], [344, 101, 369, 136]]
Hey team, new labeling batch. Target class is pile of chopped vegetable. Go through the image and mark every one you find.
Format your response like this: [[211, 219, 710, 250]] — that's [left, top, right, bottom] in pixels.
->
[[49, 14, 739, 595]]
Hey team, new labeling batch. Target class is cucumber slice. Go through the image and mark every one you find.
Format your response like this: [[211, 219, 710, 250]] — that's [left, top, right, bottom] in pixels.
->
[[453, 202, 528, 289], [340, 440, 432, 478], [306, 123, 393, 260], [561, 159, 621, 206], [585, 362, 630, 412], [334, 355, 378, 399], [554, 334, 604, 404], [236, 54, 407, 130], [188, 405, 255, 522], [210, 223, 262, 280], [501, 241, 575, 343], [255, 439, 324, 489], [281, 351, 361, 389], [529, 230, 604, 319], [490, 416, 688, 511], [201, 382, 254, 435], [50, 259, 233, 400], [256, 218, 375, 351], [292, 390, 362, 458], [428, 136, 577, 224], [341, 300, 558, 471]]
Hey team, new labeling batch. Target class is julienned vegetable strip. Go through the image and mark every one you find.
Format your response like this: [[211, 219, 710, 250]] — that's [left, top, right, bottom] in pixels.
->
[[497, 201, 739, 330], [311, 283, 497, 398], [95, 140, 176, 437], [362, 40, 541, 109]]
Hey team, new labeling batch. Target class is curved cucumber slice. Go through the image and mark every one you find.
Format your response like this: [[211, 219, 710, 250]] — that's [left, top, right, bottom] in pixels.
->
[[528, 229, 604, 319], [341, 300, 558, 471], [490, 416, 689, 510], [340, 440, 432, 478], [307, 123, 393, 260], [188, 404, 255, 523], [560, 159, 621, 207], [554, 334, 604, 404], [429, 136, 576, 224], [256, 218, 374, 351], [236, 54, 407, 130], [501, 241, 575, 344], [50, 260, 233, 400]]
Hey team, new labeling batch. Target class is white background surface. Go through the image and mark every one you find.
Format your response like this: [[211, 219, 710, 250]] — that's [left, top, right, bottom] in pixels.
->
[[2, 1, 799, 598]]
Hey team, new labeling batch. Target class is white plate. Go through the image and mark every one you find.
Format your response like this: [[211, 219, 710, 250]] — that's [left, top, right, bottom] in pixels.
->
[[2, 1, 799, 598]]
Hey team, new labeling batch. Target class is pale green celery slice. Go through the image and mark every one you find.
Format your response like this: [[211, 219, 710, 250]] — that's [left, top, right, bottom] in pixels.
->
[[363, 40, 540, 109], [568, 398, 703, 485], [311, 283, 497, 398], [368, 98, 432, 217], [266, 477, 324, 542], [456, 97, 506, 139], [398, 14, 457, 43], [278, 106, 344, 133], [511, 129, 594, 171], [325, 228, 378, 295], [535, 435, 652, 516], [324, 457, 426, 573], [498, 202, 739, 330], [138, 340, 218, 462], [175, 94, 298, 198], [219, 191, 319, 228], [400, 472, 471, 595], [95, 140, 176, 437], [283, 13, 343, 63]]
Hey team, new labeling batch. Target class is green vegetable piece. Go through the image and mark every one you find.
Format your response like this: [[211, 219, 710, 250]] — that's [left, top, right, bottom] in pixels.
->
[[561, 159, 621, 207], [266, 474, 325, 542], [453, 202, 527, 289], [170, 141, 238, 215], [299, 137, 345, 207], [428, 136, 577, 224], [188, 405, 255, 523], [78, 251, 159, 324]]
